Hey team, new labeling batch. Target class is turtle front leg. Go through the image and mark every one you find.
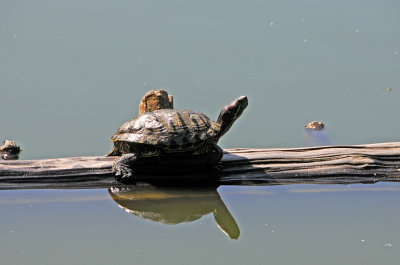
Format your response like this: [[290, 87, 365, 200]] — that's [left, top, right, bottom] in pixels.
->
[[112, 153, 139, 183]]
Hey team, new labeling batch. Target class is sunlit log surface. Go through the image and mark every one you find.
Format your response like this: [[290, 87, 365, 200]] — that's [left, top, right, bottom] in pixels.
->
[[1, 142, 400, 189]]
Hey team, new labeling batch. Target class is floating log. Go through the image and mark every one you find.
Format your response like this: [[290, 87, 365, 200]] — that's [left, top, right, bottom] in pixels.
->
[[1, 142, 400, 189]]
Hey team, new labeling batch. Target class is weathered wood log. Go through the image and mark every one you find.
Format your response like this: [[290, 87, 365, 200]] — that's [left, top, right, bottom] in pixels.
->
[[1, 142, 400, 189]]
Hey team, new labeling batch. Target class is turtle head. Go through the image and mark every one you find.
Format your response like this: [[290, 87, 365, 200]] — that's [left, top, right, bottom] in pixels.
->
[[216, 96, 248, 138]]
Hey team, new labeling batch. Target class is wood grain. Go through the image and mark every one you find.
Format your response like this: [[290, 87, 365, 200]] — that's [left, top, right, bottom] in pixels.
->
[[1, 142, 400, 188]]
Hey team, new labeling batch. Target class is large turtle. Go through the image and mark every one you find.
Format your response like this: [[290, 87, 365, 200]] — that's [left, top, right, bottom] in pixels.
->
[[108, 96, 248, 182]]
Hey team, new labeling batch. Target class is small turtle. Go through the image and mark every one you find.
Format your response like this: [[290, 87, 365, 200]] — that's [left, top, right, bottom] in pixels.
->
[[108, 96, 248, 182], [305, 121, 325, 130], [303, 121, 333, 146], [0, 140, 21, 160], [138, 89, 173, 114]]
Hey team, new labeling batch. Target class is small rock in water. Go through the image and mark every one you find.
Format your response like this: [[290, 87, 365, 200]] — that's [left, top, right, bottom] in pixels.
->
[[386, 88, 392, 92], [305, 121, 325, 130], [0, 140, 21, 160]]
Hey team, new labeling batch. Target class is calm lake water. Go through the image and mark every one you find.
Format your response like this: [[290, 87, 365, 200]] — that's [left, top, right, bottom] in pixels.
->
[[1, 0, 400, 264], [1, 184, 400, 265]]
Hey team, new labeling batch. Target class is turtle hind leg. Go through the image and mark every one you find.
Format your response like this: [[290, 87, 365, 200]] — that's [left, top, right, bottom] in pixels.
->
[[107, 141, 131, 156], [112, 153, 139, 183], [106, 146, 121, 156]]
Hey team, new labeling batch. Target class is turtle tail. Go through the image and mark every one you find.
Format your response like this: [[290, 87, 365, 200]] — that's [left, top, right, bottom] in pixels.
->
[[106, 145, 121, 156]]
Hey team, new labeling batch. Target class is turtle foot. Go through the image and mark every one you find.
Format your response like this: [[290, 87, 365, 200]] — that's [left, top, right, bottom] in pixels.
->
[[112, 153, 138, 183], [214, 162, 223, 172]]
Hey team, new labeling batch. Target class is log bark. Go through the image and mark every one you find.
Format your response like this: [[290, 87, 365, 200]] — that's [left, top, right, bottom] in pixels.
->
[[1, 142, 400, 189]]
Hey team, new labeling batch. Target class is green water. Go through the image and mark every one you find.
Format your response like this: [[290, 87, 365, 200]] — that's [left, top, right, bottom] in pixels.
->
[[1, 184, 400, 265], [1, 0, 400, 158], [1, 0, 400, 264]]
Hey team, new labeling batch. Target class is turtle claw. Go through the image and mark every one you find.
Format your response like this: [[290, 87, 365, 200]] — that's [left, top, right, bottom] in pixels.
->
[[215, 163, 223, 172], [112, 153, 138, 182], [112, 165, 132, 180]]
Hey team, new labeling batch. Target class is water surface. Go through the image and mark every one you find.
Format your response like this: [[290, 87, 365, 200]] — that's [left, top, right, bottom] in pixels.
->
[[1, 183, 399, 265], [1, 0, 399, 159], [1, 1, 400, 264]]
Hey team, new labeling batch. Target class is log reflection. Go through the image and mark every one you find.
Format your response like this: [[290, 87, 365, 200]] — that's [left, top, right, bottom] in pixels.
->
[[108, 185, 240, 239]]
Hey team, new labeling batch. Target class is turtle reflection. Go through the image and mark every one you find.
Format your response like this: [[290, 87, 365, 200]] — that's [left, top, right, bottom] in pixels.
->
[[108, 185, 240, 239]]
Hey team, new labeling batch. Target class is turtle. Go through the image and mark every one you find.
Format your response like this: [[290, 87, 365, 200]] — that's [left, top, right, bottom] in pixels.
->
[[138, 89, 173, 114], [0, 140, 21, 160], [303, 121, 333, 146], [305, 121, 325, 130], [107, 96, 248, 182]]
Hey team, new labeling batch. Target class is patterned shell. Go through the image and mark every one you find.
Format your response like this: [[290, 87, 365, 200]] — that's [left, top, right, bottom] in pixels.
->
[[111, 109, 221, 146]]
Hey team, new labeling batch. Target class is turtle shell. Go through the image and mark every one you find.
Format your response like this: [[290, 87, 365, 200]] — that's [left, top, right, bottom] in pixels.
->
[[111, 109, 220, 147]]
